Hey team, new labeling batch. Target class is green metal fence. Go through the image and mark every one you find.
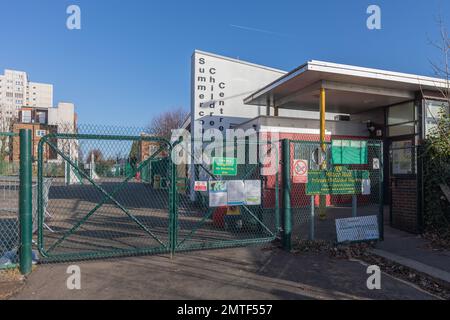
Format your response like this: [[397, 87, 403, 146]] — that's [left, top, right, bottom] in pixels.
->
[[3, 125, 386, 269], [285, 139, 384, 247], [37, 133, 173, 262], [35, 132, 280, 262], [175, 139, 280, 252], [0, 132, 20, 270]]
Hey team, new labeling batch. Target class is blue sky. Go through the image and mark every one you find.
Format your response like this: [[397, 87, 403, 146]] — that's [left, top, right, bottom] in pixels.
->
[[0, 0, 449, 127]]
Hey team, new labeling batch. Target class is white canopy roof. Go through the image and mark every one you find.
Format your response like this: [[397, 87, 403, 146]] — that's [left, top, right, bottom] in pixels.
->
[[244, 60, 449, 114]]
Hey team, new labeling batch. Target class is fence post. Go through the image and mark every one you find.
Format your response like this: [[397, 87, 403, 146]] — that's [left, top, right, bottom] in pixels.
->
[[378, 142, 384, 241], [19, 129, 33, 275], [282, 139, 292, 251], [310, 196, 315, 240]]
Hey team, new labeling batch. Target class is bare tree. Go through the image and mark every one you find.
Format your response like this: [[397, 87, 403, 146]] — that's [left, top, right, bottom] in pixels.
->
[[0, 116, 16, 161], [428, 15, 450, 103], [146, 107, 189, 140], [420, 16, 450, 145], [86, 149, 104, 163]]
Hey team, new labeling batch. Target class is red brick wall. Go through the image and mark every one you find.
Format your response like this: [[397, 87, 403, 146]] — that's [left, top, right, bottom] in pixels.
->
[[391, 178, 418, 233]]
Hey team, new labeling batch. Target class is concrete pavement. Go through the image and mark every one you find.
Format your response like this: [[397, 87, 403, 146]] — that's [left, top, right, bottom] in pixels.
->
[[374, 226, 450, 284]]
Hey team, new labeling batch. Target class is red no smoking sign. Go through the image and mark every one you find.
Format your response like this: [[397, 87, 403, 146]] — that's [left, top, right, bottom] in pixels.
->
[[293, 159, 308, 184]]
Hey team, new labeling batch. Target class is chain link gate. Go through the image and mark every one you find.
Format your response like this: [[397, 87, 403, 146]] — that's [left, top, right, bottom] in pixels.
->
[[174, 139, 280, 252], [289, 139, 384, 244], [37, 133, 174, 262], [36, 134, 280, 262]]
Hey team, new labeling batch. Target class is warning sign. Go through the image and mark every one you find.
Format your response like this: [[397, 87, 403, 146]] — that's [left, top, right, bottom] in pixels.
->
[[194, 181, 208, 192], [293, 159, 308, 184]]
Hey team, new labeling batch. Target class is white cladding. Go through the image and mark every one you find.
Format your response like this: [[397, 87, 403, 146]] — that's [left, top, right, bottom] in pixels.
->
[[191, 50, 286, 134], [190, 51, 346, 137], [48, 102, 76, 127]]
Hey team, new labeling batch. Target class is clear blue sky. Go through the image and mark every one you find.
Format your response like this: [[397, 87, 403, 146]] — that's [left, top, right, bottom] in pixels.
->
[[1, 0, 449, 127]]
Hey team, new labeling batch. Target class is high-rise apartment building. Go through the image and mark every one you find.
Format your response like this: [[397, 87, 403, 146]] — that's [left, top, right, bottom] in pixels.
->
[[0, 69, 53, 118]]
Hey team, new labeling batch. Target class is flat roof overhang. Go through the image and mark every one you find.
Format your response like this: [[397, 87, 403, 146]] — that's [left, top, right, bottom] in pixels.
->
[[244, 60, 449, 114]]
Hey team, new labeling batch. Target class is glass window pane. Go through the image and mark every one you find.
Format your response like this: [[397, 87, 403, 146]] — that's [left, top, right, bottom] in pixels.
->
[[22, 110, 31, 123], [425, 100, 449, 136], [388, 102, 414, 125], [388, 122, 415, 137], [390, 140, 414, 175]]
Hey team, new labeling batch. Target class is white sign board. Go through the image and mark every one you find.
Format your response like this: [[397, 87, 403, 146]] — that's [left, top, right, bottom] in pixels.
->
[[362, 179, 371, 195], [209, 181, 227, 207], [244, 180, 261, 205], [293, 159, 308, 184], [373, 158, 380, 170], [335, 215, 379, 243], [227, 180, 245, 205]]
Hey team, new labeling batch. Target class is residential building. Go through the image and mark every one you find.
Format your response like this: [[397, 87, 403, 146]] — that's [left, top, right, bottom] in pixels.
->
[[12, 102, 77, 162], [0, 69, 53, 119]]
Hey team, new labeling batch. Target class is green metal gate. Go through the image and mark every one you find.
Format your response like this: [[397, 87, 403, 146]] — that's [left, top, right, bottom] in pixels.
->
[[37, 134, 174, 262], [174, 139, 280, 252], [36, 134, 279, 262]]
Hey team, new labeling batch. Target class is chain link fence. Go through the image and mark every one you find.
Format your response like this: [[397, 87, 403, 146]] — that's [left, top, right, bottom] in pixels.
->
[[175, 138, 280, 251], [289, 139, 383, 245], [0, 132, 20, 268], [37, 127, 173, 262], [2, 124, 385, 267]]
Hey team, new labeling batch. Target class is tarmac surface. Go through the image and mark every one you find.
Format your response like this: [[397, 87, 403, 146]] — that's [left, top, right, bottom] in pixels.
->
[[11, 246, 437, 300]]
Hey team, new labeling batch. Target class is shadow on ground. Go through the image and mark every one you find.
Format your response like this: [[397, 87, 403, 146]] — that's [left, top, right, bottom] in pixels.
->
[[10, 246, 436, 300]]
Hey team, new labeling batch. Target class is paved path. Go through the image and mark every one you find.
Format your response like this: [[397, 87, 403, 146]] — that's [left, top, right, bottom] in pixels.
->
[[12, 246, 436, 300], [375, 226, 450, 283]]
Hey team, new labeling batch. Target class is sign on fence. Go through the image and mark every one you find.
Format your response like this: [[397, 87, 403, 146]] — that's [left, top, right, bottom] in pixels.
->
[[212, 157, 237, 176], [244, 180, 261, 205], [194, 181, 208, 192], [306, 166, 369, 195], [335, 215, 379, 243], [293, 159, 308, 184], [209, 181, 227, 207], [227, 180, 245, 205], [208, 180, 262, 207]]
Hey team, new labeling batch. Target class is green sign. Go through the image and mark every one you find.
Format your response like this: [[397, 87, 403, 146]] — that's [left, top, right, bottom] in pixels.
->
[[332, 140, 368, 165], [306, 166, 369, 195], [212, 157, 237, 176]]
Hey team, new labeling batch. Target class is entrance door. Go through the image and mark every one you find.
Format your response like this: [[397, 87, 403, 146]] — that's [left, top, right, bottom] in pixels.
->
[[388, 137, 420, 233]]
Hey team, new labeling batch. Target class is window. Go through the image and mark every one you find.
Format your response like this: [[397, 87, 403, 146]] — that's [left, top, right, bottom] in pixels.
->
[[36, 111, 46, 124], [387, 102, 417, 137], [424, 99, 449, 136], [388, 102, 414, 125], [22, 110, 32, 123], [390, 140, 415, 175], [149, 145, 158, 157], [36, 130, 46, 137]]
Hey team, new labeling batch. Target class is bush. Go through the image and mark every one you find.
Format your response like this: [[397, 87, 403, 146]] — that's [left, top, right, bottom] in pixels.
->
[[423, 107, 450, 239]]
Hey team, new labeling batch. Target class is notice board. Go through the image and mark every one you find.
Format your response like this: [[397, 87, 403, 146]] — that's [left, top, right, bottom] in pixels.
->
[[332, 140, 368, 165]]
